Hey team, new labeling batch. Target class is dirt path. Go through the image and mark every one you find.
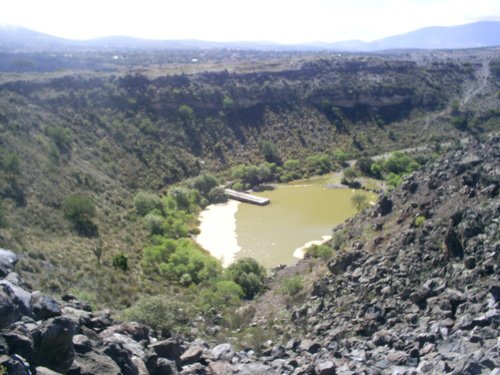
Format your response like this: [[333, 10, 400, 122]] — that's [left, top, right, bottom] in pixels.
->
[[461, 58, 491, 106]]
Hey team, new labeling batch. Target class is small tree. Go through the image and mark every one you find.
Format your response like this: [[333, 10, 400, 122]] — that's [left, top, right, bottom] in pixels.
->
[[0, 200, 6, 228], [225, 258, 267, 300], [351, 193, 368, 212], [63, 194, 98, 236], [93, 238, 104, 266], [112, 252, 129, 271], [133, 191, 162, 216]]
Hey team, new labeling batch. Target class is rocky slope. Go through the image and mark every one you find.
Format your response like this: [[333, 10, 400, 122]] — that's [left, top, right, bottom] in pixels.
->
[[0, 137, 499, 373]]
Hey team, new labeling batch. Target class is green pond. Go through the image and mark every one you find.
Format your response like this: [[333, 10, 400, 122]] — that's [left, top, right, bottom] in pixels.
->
[[195, 174, 376, 269]]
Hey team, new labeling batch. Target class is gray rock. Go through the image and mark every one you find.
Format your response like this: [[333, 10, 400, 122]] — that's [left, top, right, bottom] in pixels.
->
[[207, 361, 234, 375], [0, 354, 31, 375], [68, 350, 122, 375], [32, 292, 62, 320], [211, 343, 234, 361], [0, 280, 32, 317], [100, 322, 151, 343], [73, 334, 93, 354], [328, 252, 362, 275], [0, 283, 20, 329], [150, 338, 183, 362], [180, 345, 204, 365], [35, 316, 76, 373], [298, 339, 321, 354], [103, 341, 139, 375], [234, 363, 279, 375], [0, 249, 18, 278], [315, 360, 336, 375], [35, 367, 62, 375]]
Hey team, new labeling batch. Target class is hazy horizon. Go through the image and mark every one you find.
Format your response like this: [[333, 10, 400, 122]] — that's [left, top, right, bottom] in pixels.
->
[[1, 0, 500, 44]]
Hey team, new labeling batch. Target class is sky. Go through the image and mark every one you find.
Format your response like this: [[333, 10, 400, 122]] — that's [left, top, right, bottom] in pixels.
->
[[1, 0, 500, 44]]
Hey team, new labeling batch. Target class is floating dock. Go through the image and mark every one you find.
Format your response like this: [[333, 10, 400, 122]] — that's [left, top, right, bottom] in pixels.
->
[[224, 188, 270, 206]]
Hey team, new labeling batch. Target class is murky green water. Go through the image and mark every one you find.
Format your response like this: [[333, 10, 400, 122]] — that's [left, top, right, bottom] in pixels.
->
[[234, 175, 376, 268]]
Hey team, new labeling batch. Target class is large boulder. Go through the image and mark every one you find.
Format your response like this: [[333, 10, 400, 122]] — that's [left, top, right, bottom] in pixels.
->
[[68, 350, 121, 375], [32, 292, 62, 321], [0, 283, 21, 329], [0, 280, 32, 317], [35, 316, 76, 373], [103, 341, 139, 375], [0, 249, 18, 278], [328, 251, 363, 275]]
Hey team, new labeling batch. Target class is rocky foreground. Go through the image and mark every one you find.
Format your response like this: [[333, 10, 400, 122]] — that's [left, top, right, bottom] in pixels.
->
[[1, 135, 499, 374]]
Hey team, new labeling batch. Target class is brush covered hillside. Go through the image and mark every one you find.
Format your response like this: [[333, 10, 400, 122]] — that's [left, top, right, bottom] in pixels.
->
[[0, 49, 498, 309], [0, 133, 498, 374]]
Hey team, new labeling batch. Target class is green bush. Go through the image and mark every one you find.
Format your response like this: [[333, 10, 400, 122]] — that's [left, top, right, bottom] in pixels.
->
[[386, 172, 403, 188], [122, 295, 194, 337], [1, 150, 21, 180], [355, 157, 375, 177], [142, 237, 221, 285], [281, 276, 304, 296], [207, 186, 227, 204], [333, 150, 350, 167], [190, 173, 219, 196], [305, 153, 331, 175], [133, 191, 162, 216], [47, 126, 71, 151], [198, 280, 243, 313], [332, 230, 347, 250], [62, 194, 98, 236], [306, 244, 333, 259], [143, 212, 165, 235], [112, 253, 129, 271], [414, 215, 426, 227], [225, 257, 266, 300], [259, 140, 281, 164]]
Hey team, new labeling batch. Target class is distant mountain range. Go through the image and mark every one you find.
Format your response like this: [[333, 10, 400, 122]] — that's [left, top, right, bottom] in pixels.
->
[[1, 21, 499, 52]]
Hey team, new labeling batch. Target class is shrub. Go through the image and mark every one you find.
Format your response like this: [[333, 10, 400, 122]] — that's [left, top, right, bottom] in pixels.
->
[[178, 104, 194, 122], [142, 238, 221, 285], [225, 257, 266, 299], [306, 244, 332, 259], [355, 157, 375, 177], [0, 200, 6, 228], [351, 193, 368, 212], [47, 126, 71, 151], [259, 140, 281, 164], [343, 167, 357, 180], [62, 194, 98, 236], [198, 280, 243, 313], [112, 253, 129, 271], [133, 191, 162, 216], [191, 173, 219, 196], [207, 186, 227, 204], [1, 151, 21, 180], [414, 215, 426, 227], [122, 295, 194, 337], [332, 230, 347, 250], [281, 276, 304, 296], [386, 172, 403, 188], [305, 153, 331, 175], [333, 150, 349, 167], [143, 212, 165, 235]]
